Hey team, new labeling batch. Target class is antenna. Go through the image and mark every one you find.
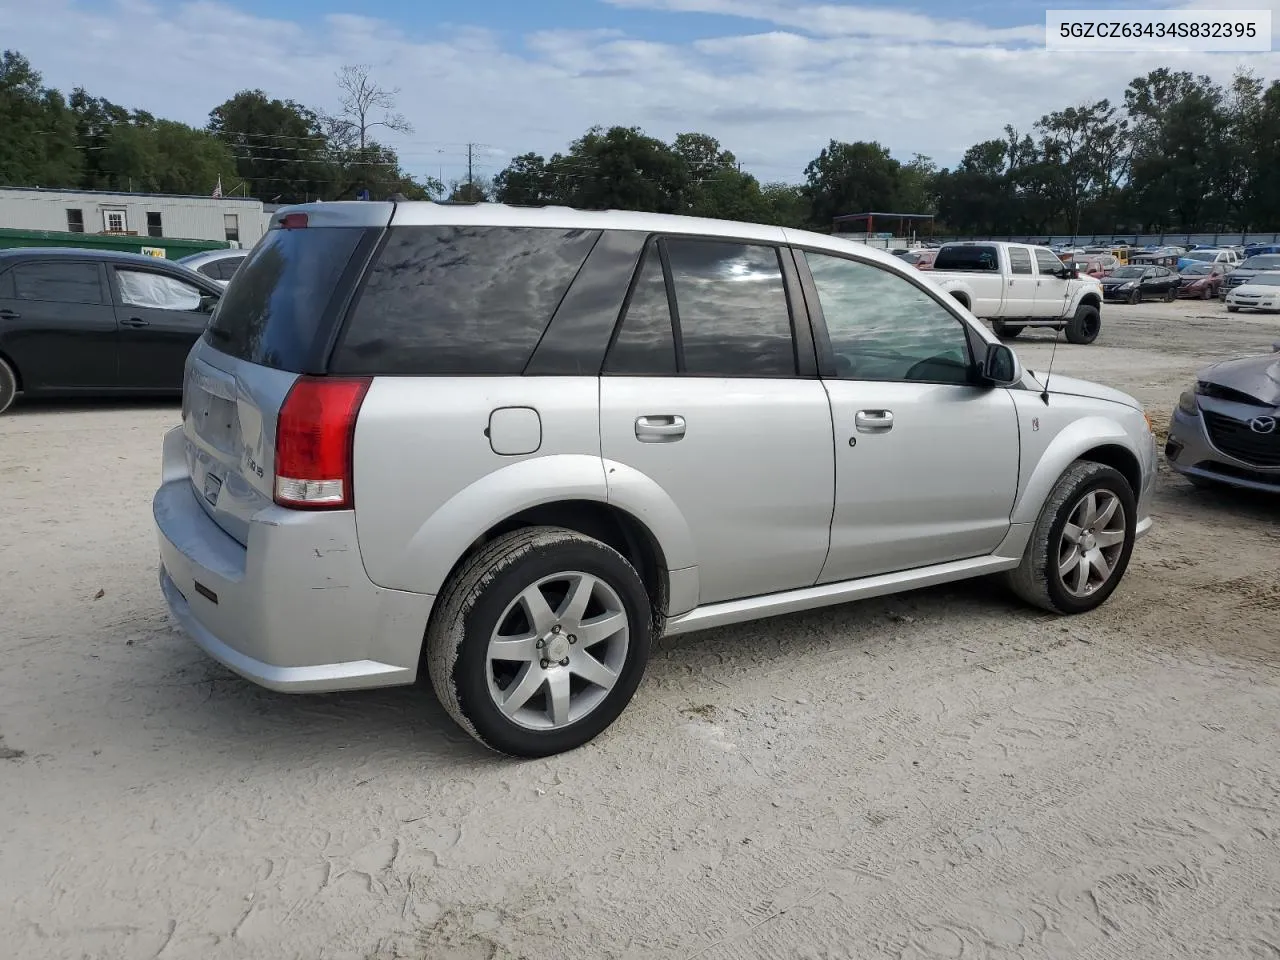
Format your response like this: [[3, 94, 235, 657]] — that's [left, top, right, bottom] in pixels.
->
[[1040, 322, 1060, 406]]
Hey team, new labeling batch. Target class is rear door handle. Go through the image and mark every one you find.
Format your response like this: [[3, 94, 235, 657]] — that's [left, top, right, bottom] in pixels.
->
[[120, 317, 150, 328], [854, 409, 894, 433], [0, 309, 19, 320], [635, 414, 685, 442]]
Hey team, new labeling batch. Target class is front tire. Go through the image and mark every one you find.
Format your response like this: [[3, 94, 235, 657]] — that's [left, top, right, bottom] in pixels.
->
[[1128, 288, 1141, 305], [1005, 461, 1137, 615], [0, 356, 16, 415], [426, 526, 654, 757], [1065, 303, 1101, 344], [992, 321, 1024, 339]]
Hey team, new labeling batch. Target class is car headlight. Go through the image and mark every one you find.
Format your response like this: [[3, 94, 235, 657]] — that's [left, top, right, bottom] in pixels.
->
[[1119, 281, 1136, 289], [1177, 387, 1200, 416]]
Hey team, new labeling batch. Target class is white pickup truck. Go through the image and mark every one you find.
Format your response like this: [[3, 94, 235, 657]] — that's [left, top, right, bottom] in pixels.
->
[[929, 241, 1106, 344]]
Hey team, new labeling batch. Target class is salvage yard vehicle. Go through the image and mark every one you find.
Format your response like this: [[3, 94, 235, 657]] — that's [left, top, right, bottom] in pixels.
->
[[1220, 253, 1280, 299], [1225, 271, 1280, 312], [153, 202, 1157, 757], [177, 249, 247, 287], [928, 241, 1105, 344], [0, 248, 223, 415], [1177, 262, 1230, 299], [1166, 342, 1280, 493], [1100, 264, 1180, 303]]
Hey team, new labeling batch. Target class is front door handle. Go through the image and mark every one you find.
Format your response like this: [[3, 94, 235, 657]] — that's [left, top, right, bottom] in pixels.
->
[[854, 409, 894, 433], [120, 317, 150, 328], [0, 309, 19, 320], [635, 414, 686, 442]]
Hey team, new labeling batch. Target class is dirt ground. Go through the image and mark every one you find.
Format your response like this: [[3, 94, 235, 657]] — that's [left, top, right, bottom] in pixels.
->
[[2, 299, 1279, 960]]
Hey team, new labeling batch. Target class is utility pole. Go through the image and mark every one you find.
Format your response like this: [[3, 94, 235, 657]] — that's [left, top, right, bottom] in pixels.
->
[[467, 143, 474, 196]]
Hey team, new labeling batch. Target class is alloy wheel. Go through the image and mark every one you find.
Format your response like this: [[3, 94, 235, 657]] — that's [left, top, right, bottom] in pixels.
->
[[485, 571, 630, 730], [1058, 490, 1127, 598]]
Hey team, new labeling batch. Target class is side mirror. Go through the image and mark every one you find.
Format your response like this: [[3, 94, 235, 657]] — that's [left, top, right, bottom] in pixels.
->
[[1060, 265, 1079, 280], [199, 294, 219, 313], [981, 341, 1020, 386]]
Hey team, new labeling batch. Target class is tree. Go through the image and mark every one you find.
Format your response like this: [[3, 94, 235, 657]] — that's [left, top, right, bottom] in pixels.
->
[[547, 126, 689, 213], [208, 90, 330, 202], [672, 132, 735, 179], [448, 176, 492, 202], [0, 51, 81, 187], [493, 153, 553, 205], [323, 64, 412, 151], [803, 140, 902, 227], [759, 182, 809, 228]]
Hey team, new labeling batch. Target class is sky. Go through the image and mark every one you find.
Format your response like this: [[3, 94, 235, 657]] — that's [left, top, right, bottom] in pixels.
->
[[3, 0, 1280, 186]]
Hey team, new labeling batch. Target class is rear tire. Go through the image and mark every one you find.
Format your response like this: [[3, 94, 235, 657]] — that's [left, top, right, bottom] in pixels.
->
[[1164, 286, 1176, 302], [1005, 461, 1137, 615], [1065, 303, 1101, 345], [992, 321, 1024, 339], [426, 526, 654, 757], [0, 356, 16, 416]]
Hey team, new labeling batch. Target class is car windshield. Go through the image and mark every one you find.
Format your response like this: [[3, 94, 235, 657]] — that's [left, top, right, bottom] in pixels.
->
[[1180, 264, 1213, 276], [1183, 251, 1218, 261], [1111, 266, 1146, 278], [1242, 255, 1280, 270]]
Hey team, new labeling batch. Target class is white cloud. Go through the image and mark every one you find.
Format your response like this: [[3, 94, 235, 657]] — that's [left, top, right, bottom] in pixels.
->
[[1, 0, 1277, 185]]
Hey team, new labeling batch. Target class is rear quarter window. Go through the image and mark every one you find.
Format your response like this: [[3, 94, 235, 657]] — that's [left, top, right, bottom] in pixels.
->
[[330, 225, 601, 376]]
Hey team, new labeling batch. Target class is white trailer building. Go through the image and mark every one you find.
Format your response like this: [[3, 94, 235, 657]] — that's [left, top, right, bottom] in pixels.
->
[[0, 186, 271, 246]]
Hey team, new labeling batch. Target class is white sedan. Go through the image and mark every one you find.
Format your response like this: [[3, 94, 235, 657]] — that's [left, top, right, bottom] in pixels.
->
[[1225, 270, 1280, 312]]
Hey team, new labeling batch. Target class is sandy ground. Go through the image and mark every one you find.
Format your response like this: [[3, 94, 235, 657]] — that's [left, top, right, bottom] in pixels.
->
[[2, 299, 1279, 960]]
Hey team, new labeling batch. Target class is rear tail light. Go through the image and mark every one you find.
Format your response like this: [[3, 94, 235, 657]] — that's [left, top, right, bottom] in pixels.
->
[[274, 376, 371, 509]]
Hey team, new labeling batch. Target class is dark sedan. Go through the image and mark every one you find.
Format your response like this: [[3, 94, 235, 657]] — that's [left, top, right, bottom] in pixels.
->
[[0, 248, 223, 415], [1100, 264, 1180, 304], [1177, 262, 1229, 299]]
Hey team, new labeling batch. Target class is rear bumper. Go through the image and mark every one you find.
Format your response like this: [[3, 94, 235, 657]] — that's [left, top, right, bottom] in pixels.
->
[[154, 432, 435, 692]]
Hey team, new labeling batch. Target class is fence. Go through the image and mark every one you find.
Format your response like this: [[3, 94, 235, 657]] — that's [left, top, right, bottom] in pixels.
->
[[930, 232, 1280, 247]]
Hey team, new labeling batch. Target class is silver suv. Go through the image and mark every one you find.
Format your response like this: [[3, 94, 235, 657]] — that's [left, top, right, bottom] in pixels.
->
[[154, 202, 1157, 756]]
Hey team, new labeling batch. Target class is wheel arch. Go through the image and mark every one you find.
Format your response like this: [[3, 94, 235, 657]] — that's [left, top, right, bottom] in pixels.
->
[[1011, 416, 1137, 525]]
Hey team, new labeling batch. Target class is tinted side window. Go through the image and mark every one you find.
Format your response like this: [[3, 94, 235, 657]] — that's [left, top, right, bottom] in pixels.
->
[[933, 245, 999, 272], [1033, 249, 1063, 275], [804, 251, 972, 385], [1008, 248, 1033, 275], [217, 257, 245, 280], [665, 239, 795, 377], [603, 244, 676, 375], [12, 261, 103, 304], [332, 226, 600, 376]]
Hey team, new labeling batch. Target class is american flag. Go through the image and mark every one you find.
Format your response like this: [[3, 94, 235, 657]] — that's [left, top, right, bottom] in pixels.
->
[[212, 177, 223, 199]]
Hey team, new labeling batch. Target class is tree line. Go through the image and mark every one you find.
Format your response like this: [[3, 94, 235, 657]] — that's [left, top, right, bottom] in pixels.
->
[[3, 49, 1279, 234]]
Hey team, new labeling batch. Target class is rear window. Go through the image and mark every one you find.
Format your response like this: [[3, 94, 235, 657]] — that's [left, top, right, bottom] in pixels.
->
[[204, 226, 368, 371], [933, 245, 1000, 272], [331, 225, 601, 375]]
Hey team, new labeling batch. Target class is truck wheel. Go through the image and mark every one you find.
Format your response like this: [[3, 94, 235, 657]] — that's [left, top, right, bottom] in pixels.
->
[[1005, 461, 1136, 615], [0, 356, 17, 416], [1064, 303, 1101, 344], [992, 321, 1024, 339], [426, 526, 655, 757]]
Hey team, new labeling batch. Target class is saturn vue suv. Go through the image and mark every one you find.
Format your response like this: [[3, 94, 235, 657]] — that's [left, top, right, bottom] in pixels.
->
[[153, 201, 1157, 756]]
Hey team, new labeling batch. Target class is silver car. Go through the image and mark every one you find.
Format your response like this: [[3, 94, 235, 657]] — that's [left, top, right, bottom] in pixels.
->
[[1166, 343, 1280, 493], [177, 248, 247, 287], [153, 202, 1157, 756]]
